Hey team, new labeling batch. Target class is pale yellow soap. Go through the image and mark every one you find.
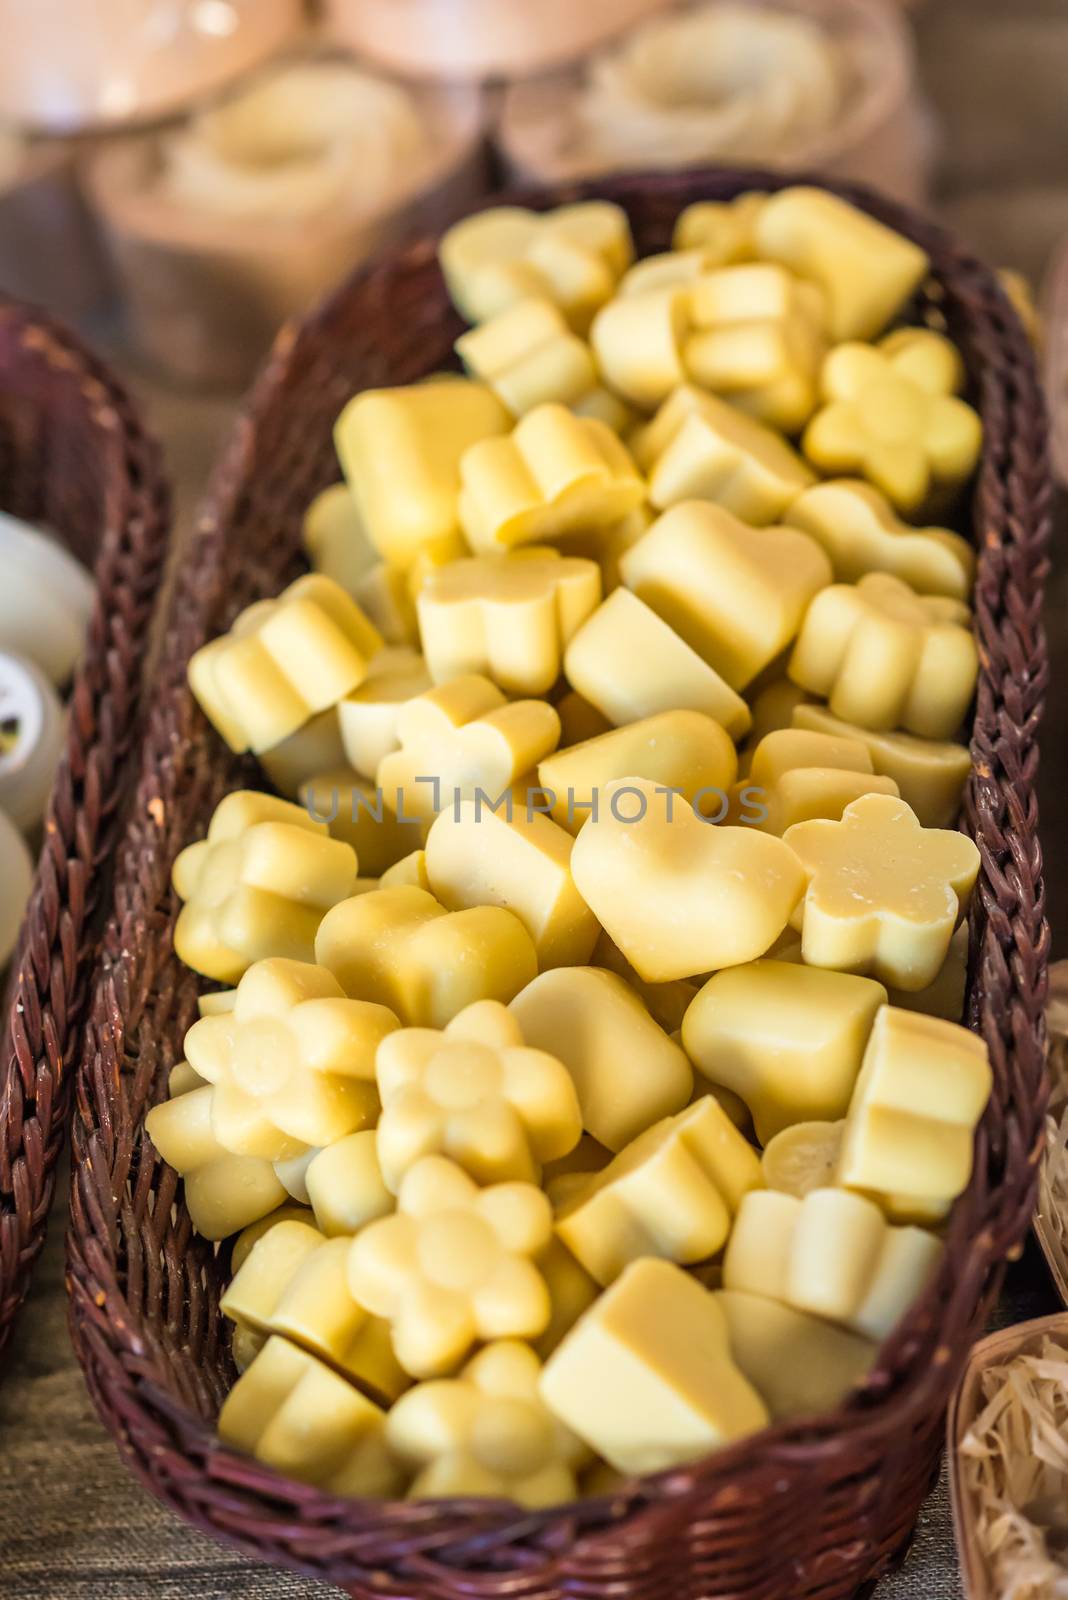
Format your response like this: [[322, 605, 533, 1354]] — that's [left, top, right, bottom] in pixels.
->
[[714, 1291, 875, 1420], [304, 1129, 393, 1237], [740, 677, 814, 771], [377, 674, 560, 825], [591, 931, 700, 1035], [789, 572, 977, 741], [418, 548, 601, 698], [375, 998, 581, 1191], [458, 404, 644, 555], [617, 247, 725, 299], [183, 957, 397, 1157], [723, 1186, 942, 1340], [792, 702, 971, 829], [540, 1258, 768, 1474], [620, 502, 831, 690], [888, 921, 969, 1022], [337, 647, 433, 781], [510, 966, 693, 1152], [673, 192, 766, 261], [302, 483, 376, 595], [456, 297, 598, 418], [735, 727, 899, 834], [563, 589, 750, 739], [260, 708, 348, 800], [439, 202, 633, 331], [761, 1119, 844, 1198], [425, 800, 598, 970], [837, 1005, 993, 1212], [534, 1237, 600, 1358], [785, 479, 975, 600], [218, 1335, 400, 1496], [539, 709, 737, 837], [755, 187, 929, 342], [173, 791, 358, 984], [348, 1154, 553, 1377], [334, 380, 508, 568], [581, 504, 654, 593], [386, 1340, 586, 1505], [630, 384, 815, 523], [571, 778, 805, 982], [168, 1060, 206, 1096], [555, 690, 611, 748], [555, 1096, 763, 1285], [590, 286, 690, 410], [145, 1084, 287, 1240], [785, 793, 980, 990], [803, 332, 983, 515], [682, 960, 886, 1145], [189, 575, 384, 755], [572, 385, 635, 436], [299, 767, 423, 873], [379, 849, 430, 891]]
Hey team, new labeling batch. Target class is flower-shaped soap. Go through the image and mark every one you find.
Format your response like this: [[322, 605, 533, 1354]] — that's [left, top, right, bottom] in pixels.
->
[[375, 999, 582, 1191], [630, 384, 815, 524], [789, 572, 978, 740], [386, 1341, 587, 1505], [337, 647, 433, 781], [188, 574, 384, 755], [183, 957, 398, 1157], [784, 793, 980, 991], [316, 885, 538, 1028], [377, 673, 561, 825], [456, 297, 598, 418], [439, 201, 633, 332], [417, 548, 601, 697], [144, 1083, 286, 1241], [785, 479, 975, 601], [802, 331, 983, 514], [172, 791, 358, 984], [458, 405, 644, 555], [792, 702, 971, 831], [347, 1155, 553, 1377]]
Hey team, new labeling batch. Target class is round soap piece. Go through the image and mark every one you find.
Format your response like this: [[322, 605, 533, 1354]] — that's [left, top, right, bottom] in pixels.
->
[[0, 510, 94, 684], [0, 650, 66, 832]]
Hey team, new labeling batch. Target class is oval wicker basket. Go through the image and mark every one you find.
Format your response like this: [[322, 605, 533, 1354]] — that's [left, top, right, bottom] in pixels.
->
[[66, 169, 1050, 1600], [0, 300, 169, 1359]]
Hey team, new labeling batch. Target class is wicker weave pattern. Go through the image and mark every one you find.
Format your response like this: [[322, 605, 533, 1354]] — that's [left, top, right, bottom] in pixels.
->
[[66, 170, 1050, 1600], [0, 301, 169, 1359]]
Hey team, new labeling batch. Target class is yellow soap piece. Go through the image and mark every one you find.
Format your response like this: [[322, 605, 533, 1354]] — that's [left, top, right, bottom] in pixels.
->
[[303, 483, 377, 595], [439, 201, 633, 332], [620, 502, 832, 691], [375, 998, 581, 1191], [377, 674, 560, 825], [673, 192, 767, 260], [761, 1119, 844, 1198], [792, 702, 971, 829], [590, 286, 691, 410], [714, 1290, 875, 1421], [630, 384, 815, 523], [682, 960, 886, 1145], [189, 575, 384, 756], [337, 648, 433, 781], [572, 384, 635, 437], [789, 572, 977, 741], [539, 709, 737, 837], [197, 989, 237, 1017], [348, 1155, 553, 1378], [785, 794, 980, 990], [145, 1086, 286, 1241], [591, 931, 698, 1035], [755, 187, 930, 342], [618, 248, 726, 300], [300, 767, 423, 873], [571, 778, 805, 983], [273, 1146, 320, 1204], [555, 690, 611, 748], [540, 1258, 768, 1473], [563, 589, 750, 740], [183, 957, 397, 1157], [380, 849, 430, 891], [260, 708, 348, 800], [456, 297, 598, 418], [735, 726, 900, 834], [684, 262, 827, 434], [231, 1205, 315, 1275], [386, 1340, 586, 1506], [352, 564, 420, 649], [334, 380, 508, 569], [218, 1335, 401, 1496], [724, 1186, 942, 1340], [510, 967, 692, 1154], [555, 1097, 763, 1285], [304, 1129, 393, 1238], [418, 548, 601, 698], [168, 1060, 206, 1096], [316, 885, 538, 1028], [425, 800, 598, 970], [739, 678, 815, 773], [837, 1005, 992, 1211], [173, 791, 358, 985], [803, 332, 983, 515], [535, 1237, 599, 1359], [459, 404, 645, 556], [785, 479, 975, 601], [888, 920, 969, 1022], [588, 504, 654, 592], [231, 1323, 266, 1374]]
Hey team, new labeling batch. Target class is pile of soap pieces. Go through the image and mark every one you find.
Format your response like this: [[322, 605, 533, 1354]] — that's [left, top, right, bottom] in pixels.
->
[[148, 185, 994, 1503], [0, 511, 93, 969]]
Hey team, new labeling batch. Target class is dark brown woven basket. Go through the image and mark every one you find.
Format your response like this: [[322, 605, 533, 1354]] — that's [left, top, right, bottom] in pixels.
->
[[66, 168, 1051, 1600], [0, 299, 169, 1359]]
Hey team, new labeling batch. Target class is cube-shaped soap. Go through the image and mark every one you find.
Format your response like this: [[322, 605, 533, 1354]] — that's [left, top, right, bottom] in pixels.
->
[[682, 960, 887, 1144], [735, 726, 900, 834], [555, 1096, 763, 1284], [337, 648, 433, 781], [784, 479, 975, 601], [456, 297, 598, 417], [792, 702, 971, 830], [189, 575, 384, 755], [144, 1084, 286, 1241], [172, 791, 358, 984], [620, 503, 831, 691], [714, 1290, 875, 1421], [540, 1258, 769, 1473]]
